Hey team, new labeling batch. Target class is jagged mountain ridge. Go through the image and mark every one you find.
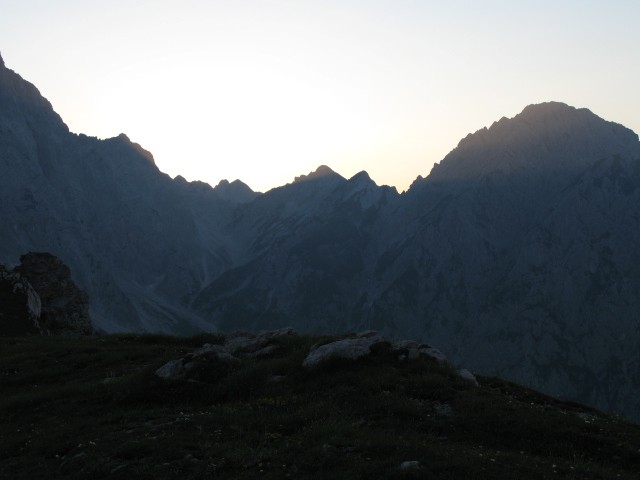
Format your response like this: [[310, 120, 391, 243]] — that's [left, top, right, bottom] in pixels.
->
[[1, 52, 640, 421], [0, 54, 246, 332]]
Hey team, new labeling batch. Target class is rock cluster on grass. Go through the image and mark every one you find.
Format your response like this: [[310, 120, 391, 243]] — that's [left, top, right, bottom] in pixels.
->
[[155, 328, 296, 380], [156, 329, 480, 387], [302, 331, 453, 368]]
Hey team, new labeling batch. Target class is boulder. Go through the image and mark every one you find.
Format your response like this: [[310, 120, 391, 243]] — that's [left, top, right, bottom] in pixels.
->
[[155, 328, 296, 380], [456, 368, 479, 386], [399, 461, 420, 470], [419, 346, 448, 364], [192, 343, 241, 363], [392, 339, 421, 361], [155, 358, 188, 380], [392, 340, 421, 351], [303, 333, 387, 367]]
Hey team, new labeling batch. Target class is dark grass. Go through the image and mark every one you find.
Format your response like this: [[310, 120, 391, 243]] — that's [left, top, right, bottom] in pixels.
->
[[1, 334, 639, 479]]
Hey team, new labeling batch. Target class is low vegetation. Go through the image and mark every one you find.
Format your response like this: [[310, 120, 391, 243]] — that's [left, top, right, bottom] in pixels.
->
[[1, 333, 639, 479]]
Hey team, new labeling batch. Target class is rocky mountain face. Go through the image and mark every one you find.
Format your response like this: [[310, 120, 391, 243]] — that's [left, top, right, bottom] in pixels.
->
[[0, 262, 42, 335], [366, 103, 640, 421], [193, 166, 400, 332], [14, 252, 94, 335], [1, 53, 640, 421], [0, 252, 93, 335]]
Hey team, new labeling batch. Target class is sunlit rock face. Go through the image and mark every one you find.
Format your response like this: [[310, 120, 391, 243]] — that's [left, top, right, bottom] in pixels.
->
[[2, 54, 640, 421]]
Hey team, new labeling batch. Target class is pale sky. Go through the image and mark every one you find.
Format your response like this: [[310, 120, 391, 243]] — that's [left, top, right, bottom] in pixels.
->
[[1, 1, 638, 192]]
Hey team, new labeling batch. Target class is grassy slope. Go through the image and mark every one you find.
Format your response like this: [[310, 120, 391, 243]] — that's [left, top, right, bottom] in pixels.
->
[[0, 334, 639, 479]]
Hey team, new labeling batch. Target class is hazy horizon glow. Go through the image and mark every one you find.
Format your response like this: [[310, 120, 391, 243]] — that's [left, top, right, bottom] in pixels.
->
[[1, 1, 639, 192]]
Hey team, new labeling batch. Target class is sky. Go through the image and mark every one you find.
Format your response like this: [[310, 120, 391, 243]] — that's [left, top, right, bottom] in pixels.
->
[[1, 1, 638, 192]]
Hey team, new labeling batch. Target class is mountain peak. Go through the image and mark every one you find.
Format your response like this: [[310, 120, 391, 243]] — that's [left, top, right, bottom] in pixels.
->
[[513, 101, 598, 127], [112, 133, 156, 166], [0, 51, 4, 68], [293, 165, 342, 184], [424, 101, 639, 188], [213, 178, 258, 204], [348, 170, 377, 187], [519, 100, 575, 116]]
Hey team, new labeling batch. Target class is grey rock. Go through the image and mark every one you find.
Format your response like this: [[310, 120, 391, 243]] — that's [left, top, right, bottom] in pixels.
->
[[419, 347, 448, 364], [302, 336, 387, 367], [224, 327, 296, 355], [247, 345, 278, 358], [433, 402, 453, 417], [399, 461, 420, 470], [192, 344, 239, 364], [155, 328, 297, 379], [392, 339, 421, 360], [156, 346, 240, 380], [457, 369, 479, 386], [0, 262, 42, 335], [15, 252, 93, 335], [356, 330, 380, 338], [223, 334, 269, 355], [155, 359, 186, 380], [392, 340, 421, 351]]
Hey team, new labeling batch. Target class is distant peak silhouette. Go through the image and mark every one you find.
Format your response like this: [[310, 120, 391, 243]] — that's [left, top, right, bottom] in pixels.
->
[[293, 165, 342, 183]]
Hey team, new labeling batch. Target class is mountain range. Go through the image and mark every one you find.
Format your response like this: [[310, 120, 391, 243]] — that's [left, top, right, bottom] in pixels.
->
[[1, 51, 639, 421]]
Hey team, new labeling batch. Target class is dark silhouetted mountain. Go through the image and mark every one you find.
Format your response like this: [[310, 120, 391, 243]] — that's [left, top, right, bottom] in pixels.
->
[[2, 56, 640, 422]]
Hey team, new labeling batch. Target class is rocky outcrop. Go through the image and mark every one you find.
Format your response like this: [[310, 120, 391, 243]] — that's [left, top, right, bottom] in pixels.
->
[[156, 328, 296, 380], [302, 331, 388, 367], [302, 331, 459, 371], [14, 252, 93, 335], [156, 330, 479, 391], [0, 262, 42, 335], [456, 369, 479, 386]]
